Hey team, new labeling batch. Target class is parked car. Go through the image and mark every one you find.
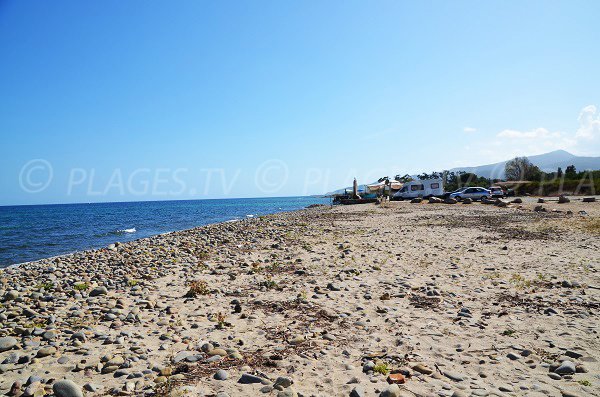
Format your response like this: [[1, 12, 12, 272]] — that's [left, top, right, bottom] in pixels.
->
[[449, 187, 491, 201], [489, 186, 505, 198], [444, 187, 467, 199]]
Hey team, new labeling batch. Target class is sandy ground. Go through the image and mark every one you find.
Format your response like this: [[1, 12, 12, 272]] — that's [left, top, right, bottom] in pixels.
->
[[0, 198, 599, 397]]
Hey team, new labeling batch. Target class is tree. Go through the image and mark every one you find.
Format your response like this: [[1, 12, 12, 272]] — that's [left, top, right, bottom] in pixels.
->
[[565, 165, 577, 179], [505, 157, 542, 181], [394, 174, 413, 183], [557, 167, 563, 178]]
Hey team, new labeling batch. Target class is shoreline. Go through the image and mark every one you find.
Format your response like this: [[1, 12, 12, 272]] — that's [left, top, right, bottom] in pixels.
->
[[0, 200, 598, 396], [0, 197, 330, 269]]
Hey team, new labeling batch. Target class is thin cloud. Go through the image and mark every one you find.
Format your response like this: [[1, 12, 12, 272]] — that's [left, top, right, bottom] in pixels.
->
[[463, 127, 477, 133]]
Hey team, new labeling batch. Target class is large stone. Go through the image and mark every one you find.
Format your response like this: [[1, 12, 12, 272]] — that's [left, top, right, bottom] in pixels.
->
[[554, 360, 576, 375], [238, 373, 264, 384], [443, 371, 465, 382], [0, 337, 17, 352], [3, 290, 19, 301], [379, 384, 401, 397], [214, 369, 228, 380], [36, 346, 57, 357], [558, 195, 570, 203], [350, 386, 366, 397], [274, 376, 293, 388], [53, 380, 84, 397], [89, 286, 108, 297], [207, 348, 227, 357], [412, 363, 433, 375]]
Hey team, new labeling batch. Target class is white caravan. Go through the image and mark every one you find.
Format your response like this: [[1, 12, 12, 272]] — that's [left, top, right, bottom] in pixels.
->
[[393, 178, 444, 200]]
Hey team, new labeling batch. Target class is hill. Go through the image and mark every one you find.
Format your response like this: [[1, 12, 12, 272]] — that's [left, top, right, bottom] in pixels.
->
[[449, 150, 600, 179]]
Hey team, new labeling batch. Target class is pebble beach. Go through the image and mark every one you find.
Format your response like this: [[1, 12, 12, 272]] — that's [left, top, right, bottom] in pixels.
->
[[0, 199, 599, 397]]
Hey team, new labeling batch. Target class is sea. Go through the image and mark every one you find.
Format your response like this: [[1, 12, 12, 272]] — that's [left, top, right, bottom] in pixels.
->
[[0, 196, 330, 268]]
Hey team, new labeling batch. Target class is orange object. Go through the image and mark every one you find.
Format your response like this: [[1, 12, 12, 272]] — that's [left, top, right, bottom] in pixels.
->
[[387, 373, 406, 384]]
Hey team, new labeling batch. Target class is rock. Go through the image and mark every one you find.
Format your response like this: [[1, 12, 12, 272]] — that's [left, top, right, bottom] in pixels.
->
[[443, 371, 465, 382], [554, 360, 576, 375], [239, 373, 264, 384], [277, 389, 298, 397], [387, 373, 405, 384], [558, 195, 570, 203], [565, 350, 583, 359], [83, 383, 100, 392], [90, 286, 108, 297], [214, 369, 228, 380], [412, 363, 433, 375], [0, 336, 18, 352], [410, 198, 422, 203], [379, 384, 402, 397], [538, 198, 545, 203], [36, 346, 57, 357], [511, 198, 523, 203], [350, 386, 366, 397], [451, 392, 468, 397], [363, 360, 375, 373], [582, 197, 596, 202], [462, 198, 472, 204], [208, 348, 227, 357], [534, 205, 546, 212], [274, 376, 293, 388], [9, 381, 22, 396], [3, 290, 19, 301], [444, 198, 457, 204], [53, 380, 84, 397], [507, 352, 520, 360], [429, 197, 443, 204]]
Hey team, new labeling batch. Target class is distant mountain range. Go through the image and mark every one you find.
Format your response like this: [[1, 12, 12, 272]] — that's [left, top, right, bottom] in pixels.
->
[[449, 150, 600, 179], [326, 150, 600, 195]]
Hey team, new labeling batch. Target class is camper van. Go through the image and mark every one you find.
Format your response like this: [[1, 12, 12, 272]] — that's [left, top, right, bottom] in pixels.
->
[[392, 178, 444, 200]]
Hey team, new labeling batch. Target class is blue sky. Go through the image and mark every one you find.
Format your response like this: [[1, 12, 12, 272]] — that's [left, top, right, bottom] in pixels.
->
[[1, 0, 599, 205]]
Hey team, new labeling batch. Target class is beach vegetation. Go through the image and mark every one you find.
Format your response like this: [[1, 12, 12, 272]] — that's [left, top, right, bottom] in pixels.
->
[[510, 274, 532, 289], [296, 289, 308, 303], [584, 218, 600, 235], [265, 262, 282, 272], [73, 282, 89, 291], [35, 281, 54, 290], [23, 318, 47, 328], [578, 380, 592, 386], [127, 279, 140, 287], [258, 275, 279, 290], [196, 251, 210, 260], [373, 361, 391, 375], [502, 329, 516, 337], [216, 312, 227, 329], [185, 280, 211, 297]]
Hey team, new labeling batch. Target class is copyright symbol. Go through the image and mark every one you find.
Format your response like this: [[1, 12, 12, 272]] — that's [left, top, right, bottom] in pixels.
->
[[254, 159, 289, 194], [19, 159, 53, 193]]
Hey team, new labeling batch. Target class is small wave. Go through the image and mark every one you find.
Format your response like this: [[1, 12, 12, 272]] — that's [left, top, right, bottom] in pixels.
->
[[117, 228, 136, 234], [246, 214, 254, 218], [95, 228, 137, 237]]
